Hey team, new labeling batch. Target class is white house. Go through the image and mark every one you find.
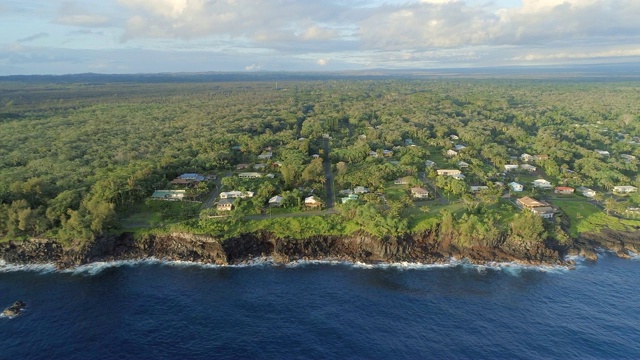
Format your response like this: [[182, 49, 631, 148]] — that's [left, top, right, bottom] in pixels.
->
[[369, 151, 379, 157], [268, 195, 283, 207], [410, 187, 430, 199], [354, 186, 369, 194], [469, 186, 489, 193], [457, 161, 469, 168], [151, 190, 186, 201], [521, 153, 534, 162], [577, 186, 596, 198], [446, 149, 458, 157], [596, 150, 610, 156], [238, 172, 262, 179], [520, 164, 537, 172], [504, 164, 519, 172], [450, 134, 459, 140], [257, 152, 272, 160], [621, 154, 636, 162], [437, 169, 462, 176], [304, 196, 322, 208], [425, 160, 436, 167], [532, 179, 553, 189], [451, 174, 466, 180], [509, 182, 524, 192], [613, 186, 638, 194], [454, 144, 467, 151], [394, 177, 411, 185], [220, 191, 254, 199]]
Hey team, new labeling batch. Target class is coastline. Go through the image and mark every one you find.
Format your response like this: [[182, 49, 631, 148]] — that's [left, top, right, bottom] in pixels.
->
[[1, 229, 638, 270]]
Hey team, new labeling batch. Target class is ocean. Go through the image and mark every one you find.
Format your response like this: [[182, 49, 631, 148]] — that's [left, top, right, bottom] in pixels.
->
[[1, 252, 639, 359]]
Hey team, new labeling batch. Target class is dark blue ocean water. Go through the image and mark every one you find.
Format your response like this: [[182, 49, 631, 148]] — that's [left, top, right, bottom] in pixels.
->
[[1, 253, 639, 360]]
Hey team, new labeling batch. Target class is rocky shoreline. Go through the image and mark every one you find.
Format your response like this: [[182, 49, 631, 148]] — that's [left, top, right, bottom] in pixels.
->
[[1, 229, 638, 270]]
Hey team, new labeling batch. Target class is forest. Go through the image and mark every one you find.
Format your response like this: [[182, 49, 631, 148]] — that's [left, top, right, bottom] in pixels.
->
[[1, 75, 639, 247]]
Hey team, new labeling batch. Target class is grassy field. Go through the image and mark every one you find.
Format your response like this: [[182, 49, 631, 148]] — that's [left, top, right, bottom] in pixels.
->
[[119, 200, 201, 230], [553, 199, 640, 237]]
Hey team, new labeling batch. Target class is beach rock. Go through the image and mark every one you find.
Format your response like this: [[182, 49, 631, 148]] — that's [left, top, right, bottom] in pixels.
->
[[2, 301, 26, 317]]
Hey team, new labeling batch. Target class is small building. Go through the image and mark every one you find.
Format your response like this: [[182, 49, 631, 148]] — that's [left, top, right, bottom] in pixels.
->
[[404, 139, 414, 145], [238, 172, 262, 179], [555, 186, 575, 195], [457, 161, 469, 168], [312, 154, 320, 159], [265, 173, 276, 178], [369, 151, 379, 158], [532, 179, 553, 189], [410, 187, 430, 199], [382, 149, 393, 157], [339, 189, 354, 195], [504, 164, 519, 172], [451, 174, 466, 181], [236, 163, 250, 170], [517, 196, 551, 209], [220, 190, 254, 199], [621, 154, 636, 162], [253, 163, 267, 170], [446, 149, 458, 157], [613, 186, 638, 194], [533, 154, 549, 161], [394, 177, 411, 185], [216, 198, 234, 211], [151, 190, 186, 201], [176, 173, 206, 182], [257, 152, 272, 160], [509, 182, 524, 192], [341, 194, 359, 204], [454, 144, 467, 151], [424, 160, 436, 167], [531, 206, 555, 219], [469, 185, 489, 193], [595, 150, 610, 157], [577, 186, 596, 198], [520, 164, 537, 172], [450, 134, 459, 140], [268, 195, 283, 207], [521, 153, 534, 162], [305, 196, 322, 208], [437, 169, 462, 177], [354, 186, 369, 194]]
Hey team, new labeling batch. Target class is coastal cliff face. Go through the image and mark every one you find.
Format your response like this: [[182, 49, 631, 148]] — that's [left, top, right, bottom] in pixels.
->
[[0, 230, 576, 269]]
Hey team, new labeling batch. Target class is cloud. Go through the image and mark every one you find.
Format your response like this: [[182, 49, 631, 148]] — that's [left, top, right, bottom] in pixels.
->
[[18, 32, 49, 43], [54, 2, 112, 27], [316, 58, 328, 66]]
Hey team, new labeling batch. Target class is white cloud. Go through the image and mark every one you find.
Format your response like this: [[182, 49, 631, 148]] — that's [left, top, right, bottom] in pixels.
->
[[316, 58, 328, 66]]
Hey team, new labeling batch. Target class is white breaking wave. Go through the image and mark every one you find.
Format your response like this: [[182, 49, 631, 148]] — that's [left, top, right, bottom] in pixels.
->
[[0, 260, 56, 274]]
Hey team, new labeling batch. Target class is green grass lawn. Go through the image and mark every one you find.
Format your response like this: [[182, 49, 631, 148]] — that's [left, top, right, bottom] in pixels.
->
[[407, 201, 466, 232], [385, 183, 407, 201], [119, 200, 201, 230], [553, 199, 640, 237]]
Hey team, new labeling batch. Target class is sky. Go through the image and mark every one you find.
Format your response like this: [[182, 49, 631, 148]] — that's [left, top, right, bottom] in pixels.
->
[[1, 0, 640, 75]]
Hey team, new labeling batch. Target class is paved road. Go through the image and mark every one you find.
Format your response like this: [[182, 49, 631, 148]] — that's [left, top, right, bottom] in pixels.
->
[[202, 177, 223, 209]]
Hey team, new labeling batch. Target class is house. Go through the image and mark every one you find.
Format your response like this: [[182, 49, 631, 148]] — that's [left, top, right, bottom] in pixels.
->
[[532, 179, 553, 189], [454, 144, 467, 151], [451, 174, 466, 180], [457, 161, 469, 168], [446, 149, 458, 157], [354, 186, 369, 194], [382, 149, 393, 157], [257, 152, 272, 160], [450, 134, 459, 140], [531, 206, 555, 219], [265, 173, 276, 178], [613, 186, 638, 194], [555, 186, 575, 194], [404, 139, 414, 145], [216, 198, 234, 211], [339, 189, 353, 195], [533, 154, 549, 161], [410, 187, 430, 199], [424, 160, 436, 167], [220, 191, 254, 199], [341, 194, 359, 204], [369, 151, 379, 157], [509, 182, 524, 192], [238, 172, 262, 179], [521, 153, 534, 162], [504, 164, 519, 172], [304, 196, 322, 208], [253, 163, 267, 170], [312, 154, 320, 159], [236, 163, 250, 170], [517, 196, 550, 209], [151, 190, 186, 201], [621, 154, 636, 162], [469, 186, 489, 193], [394, 177, 411, 185], [437, 169, 462, 176], [595, 150, 610, 157], [268, 195, 283, 207], [577, 186, 596, 198], [176, 173, 206, 182], [520, 164, 537, 172]]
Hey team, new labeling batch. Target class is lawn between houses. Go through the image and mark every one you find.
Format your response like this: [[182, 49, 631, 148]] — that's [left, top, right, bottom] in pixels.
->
[[552, 199, 640, 237]]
